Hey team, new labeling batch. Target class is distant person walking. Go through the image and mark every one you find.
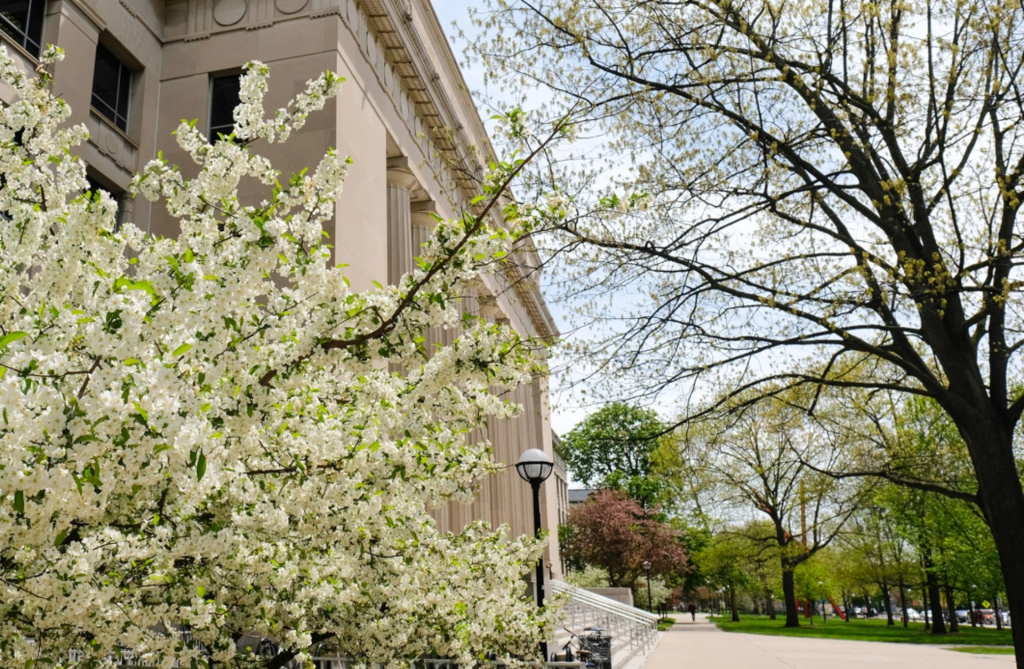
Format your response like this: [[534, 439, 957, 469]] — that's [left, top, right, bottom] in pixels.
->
[[688, 602, 696, 621]]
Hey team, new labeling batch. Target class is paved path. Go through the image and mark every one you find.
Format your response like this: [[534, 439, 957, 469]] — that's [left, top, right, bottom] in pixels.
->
[[644, 614, 1014, 668]]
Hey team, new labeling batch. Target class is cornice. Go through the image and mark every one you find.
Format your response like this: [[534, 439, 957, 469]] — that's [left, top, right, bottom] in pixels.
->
[[354, 0, 558, 342], [62, 0, 108, 33]]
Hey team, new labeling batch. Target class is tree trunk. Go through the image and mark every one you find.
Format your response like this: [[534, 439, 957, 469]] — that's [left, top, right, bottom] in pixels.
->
[[767, 591, 776, 620], [923, 585, 930, 630], [925, 557, 946, 634], [945, 584, 959, 633], [957, 400, 1024, 666], [880, 581, 894, 626], [864, 591, 873, 618], [783, 569, 800, 627], [898, 576, 909, 628], [995, 597, 1003, 631], [730, 586, 739, 622]]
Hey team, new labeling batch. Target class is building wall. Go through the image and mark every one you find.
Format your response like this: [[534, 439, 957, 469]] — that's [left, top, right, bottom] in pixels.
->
[[552, 433, 569, 528], [0, 0, 561, 576]]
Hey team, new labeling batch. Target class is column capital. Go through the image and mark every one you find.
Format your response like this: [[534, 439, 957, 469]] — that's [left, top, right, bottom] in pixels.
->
[[386, 169, 419, 192]]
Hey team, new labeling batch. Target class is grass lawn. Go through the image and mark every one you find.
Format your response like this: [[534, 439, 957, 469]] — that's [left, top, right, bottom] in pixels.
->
[[709, 614, 1014, 647], [657, 618, 675, 631], [948, 647, 1016, 654]]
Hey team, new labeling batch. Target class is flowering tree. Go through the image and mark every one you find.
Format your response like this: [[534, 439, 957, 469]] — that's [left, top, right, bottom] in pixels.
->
[[561, 489, 687, 587], [0, 47, 565, 668]]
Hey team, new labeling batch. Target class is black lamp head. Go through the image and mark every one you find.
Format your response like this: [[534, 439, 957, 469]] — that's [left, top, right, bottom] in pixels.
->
[[516, 448, 554, 483]]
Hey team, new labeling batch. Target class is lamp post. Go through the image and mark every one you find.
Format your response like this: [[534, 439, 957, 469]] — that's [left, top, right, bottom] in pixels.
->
[[642, 560, 653, 613], [516, 447, 554, 661], [970, 583, 977, 627]]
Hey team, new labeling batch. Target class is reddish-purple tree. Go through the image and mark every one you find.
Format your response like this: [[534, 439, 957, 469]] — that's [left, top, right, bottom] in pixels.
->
[[563, 489, 688, 587]]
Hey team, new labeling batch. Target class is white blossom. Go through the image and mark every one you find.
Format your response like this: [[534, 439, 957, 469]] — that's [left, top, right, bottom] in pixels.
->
[[0, 48, 556, 668]]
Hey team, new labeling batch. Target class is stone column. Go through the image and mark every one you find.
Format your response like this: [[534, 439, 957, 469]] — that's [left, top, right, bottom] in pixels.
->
[[411, 204, 451, 352], [386, 169, 418, 286], [411, 208, 436, 265], [116, 192, 135, 232]]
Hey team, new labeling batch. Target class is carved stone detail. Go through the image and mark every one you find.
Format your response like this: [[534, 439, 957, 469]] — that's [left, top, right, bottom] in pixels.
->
[[213, 0, 246, 26], [275, 0, 307, 14]]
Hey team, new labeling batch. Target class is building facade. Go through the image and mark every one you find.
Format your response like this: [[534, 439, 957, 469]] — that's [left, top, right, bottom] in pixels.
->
[[552, 432, 570, 528], [0, 0, 562, 575]]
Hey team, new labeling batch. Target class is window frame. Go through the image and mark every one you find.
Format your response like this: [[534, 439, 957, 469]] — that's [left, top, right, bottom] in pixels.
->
[[208, 71, 242, 142], [0, 0, 46, 58], [90, 41, 133, 132]]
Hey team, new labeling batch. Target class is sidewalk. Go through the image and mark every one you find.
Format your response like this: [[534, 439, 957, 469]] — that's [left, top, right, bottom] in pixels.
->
[[643, 613, 1014, 668]]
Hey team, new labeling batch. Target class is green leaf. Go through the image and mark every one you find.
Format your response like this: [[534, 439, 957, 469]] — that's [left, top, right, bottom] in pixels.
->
[[196, 450, 207, 481], [13, 490, 23, 514], [197, 585, 206, 597], [114, 278, 156, 296], [0, 331, 28, 352], [54, 528, 69, 546], [172, 343, 192, 357]]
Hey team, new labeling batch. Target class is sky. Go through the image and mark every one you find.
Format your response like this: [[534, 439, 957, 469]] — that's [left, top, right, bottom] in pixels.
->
[[432, 2, 489, 97], [431, 1, 601, 438]]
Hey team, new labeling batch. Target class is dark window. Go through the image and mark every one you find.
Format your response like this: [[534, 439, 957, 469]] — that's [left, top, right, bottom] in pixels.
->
[[209, 74, 241, 141], [91, 43, 131, 131], [0, 0, 45, 57]]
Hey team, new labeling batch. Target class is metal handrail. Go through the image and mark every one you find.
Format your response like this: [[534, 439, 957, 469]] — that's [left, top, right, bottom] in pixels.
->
[[549, 579, 659, 655], [550, 581, 660, 622]]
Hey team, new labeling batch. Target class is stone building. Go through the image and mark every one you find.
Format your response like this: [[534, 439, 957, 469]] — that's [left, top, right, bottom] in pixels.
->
[[0, 0, 562, 576], [552, 432, 570, 528]]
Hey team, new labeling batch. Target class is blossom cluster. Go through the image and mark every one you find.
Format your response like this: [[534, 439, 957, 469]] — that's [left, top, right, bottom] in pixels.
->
[[0, 50, 554, 668]]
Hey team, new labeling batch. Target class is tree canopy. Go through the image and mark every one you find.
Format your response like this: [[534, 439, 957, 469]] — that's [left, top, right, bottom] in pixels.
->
[[680, 393, 866, 625], [561, 489, 688, 587], [475, 0, 1024, 656], [561, 402, 675, 506]]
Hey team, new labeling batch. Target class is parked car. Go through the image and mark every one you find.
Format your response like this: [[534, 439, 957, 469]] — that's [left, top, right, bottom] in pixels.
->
[[853, 606, 875, 618], [955, 610, 971, 624], [902, 608, 922, 621]]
